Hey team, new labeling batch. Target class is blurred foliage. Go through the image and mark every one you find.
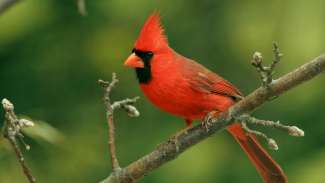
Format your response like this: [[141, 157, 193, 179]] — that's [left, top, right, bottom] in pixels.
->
[[21, 117, 65, 144], [1, 0, 325, 182]]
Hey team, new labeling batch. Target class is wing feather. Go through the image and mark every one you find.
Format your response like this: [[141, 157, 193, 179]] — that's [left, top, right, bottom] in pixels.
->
[[181, 58, 243, 101]]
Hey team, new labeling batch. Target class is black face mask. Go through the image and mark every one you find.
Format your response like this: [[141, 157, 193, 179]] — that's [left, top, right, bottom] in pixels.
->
[[132, 48, 154, 83]]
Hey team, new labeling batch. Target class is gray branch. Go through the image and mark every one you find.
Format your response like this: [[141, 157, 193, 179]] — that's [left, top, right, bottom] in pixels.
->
[[236, 114, 304, 150], [251, 42, 283, 86], [1, 99, 36, 183], [76, 0, 87, 16], [98, 74, 140, 173], [0, 0, 20, 15], [100, 53, 325, 183]]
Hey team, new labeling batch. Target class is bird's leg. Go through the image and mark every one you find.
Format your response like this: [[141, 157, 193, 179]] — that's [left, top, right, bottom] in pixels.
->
[[178, 119, 193, 134], [172, 119, 193, 138], [202, 110, 221, 132], [185, 119, 192, 127]]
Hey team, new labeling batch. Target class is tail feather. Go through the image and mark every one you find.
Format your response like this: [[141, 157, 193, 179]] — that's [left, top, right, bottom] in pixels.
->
[[228, 123, 288, 183]]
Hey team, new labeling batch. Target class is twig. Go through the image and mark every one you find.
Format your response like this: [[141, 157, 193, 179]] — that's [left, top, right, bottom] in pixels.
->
[[0, 0, 20, 15], [237, 114, 304, 136], [77, 0, 87, 16], [99, 74, 121, 172], [241, 121, 279, 150], [251, 42, 283, 86], [271, 42, 282, 70], [100, 53, 325, 183], [98, 73, 140, 173], [1, 99, 36, 183], [237, 113, 304, 151]]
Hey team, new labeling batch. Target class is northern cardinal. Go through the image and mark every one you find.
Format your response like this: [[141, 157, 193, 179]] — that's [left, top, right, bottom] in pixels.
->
[[124, 13, 287, 183]]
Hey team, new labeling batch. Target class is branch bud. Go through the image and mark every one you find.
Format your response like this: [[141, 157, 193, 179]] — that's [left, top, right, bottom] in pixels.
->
[[19, 119, 35, 128], [251, 52, 263, 66], [288, 126, 304, 137], [124, 105, 140, 117], [268, 138, 279, 150], [2, 98, 14, 111]]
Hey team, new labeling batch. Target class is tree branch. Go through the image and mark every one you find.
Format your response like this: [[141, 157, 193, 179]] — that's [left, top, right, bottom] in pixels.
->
[[1, 98, 36, 183], [0, 0, 20, 15], [76, 0, 87, 16], [100, 53, 325, 183], [98, 73, 140, 173]]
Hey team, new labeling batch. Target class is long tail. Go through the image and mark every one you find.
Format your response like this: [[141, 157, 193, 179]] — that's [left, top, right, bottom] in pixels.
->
[[227, 123, 288, 183]]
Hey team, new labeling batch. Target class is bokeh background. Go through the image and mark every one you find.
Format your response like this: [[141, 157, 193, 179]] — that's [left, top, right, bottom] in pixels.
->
[[1, 0, 325, 182]]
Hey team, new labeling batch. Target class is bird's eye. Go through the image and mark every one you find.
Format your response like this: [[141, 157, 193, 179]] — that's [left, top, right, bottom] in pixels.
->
[[144, 51, 153, 59], [147, 51, 153, 56], [131, 48, 135, 53]]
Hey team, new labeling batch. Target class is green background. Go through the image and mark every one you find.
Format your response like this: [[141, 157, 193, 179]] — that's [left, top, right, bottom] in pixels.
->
[[1, 0, 325, 182]]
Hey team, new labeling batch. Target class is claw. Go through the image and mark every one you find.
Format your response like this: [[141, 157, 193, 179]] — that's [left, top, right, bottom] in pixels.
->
[[202, 110, 220, 132], [202, 115, 212, 131]]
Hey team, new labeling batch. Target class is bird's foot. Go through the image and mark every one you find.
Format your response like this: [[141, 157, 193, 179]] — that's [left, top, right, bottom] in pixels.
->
[[201, 110, 220, 132]]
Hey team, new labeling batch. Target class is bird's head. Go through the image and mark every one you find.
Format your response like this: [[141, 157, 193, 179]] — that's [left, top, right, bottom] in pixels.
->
[[124, 12, 170, 83]]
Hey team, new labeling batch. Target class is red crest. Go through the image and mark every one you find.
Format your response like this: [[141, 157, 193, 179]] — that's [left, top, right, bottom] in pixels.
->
[[135, 12, 168, 51]]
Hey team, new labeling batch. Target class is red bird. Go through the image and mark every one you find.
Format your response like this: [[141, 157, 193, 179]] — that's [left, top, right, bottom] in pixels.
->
[[124, 13, 287, 183]]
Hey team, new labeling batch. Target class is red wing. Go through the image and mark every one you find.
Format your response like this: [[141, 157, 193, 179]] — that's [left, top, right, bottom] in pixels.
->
[[181, 58, 243, 100]]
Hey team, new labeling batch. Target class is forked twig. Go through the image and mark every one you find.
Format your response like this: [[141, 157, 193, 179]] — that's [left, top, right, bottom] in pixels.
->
[[251, 42, 283, 86], [1, 99, 36, 183], [98, 73, 140, 173]]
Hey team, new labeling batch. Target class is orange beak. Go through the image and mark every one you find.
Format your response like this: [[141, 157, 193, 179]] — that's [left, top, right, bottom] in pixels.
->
[[124, 53, 144, 68]]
